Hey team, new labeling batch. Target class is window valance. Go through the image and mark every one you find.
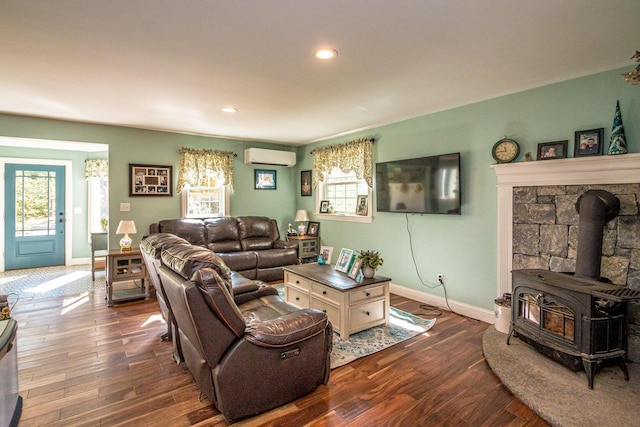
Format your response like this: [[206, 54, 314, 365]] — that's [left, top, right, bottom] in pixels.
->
[[177, 147, 235, 193], [85, 159, 109, 179], [311, 138, 374, 188]]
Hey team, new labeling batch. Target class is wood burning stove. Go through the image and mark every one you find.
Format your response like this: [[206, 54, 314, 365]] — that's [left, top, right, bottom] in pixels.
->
[[507, 190, 640, 388]]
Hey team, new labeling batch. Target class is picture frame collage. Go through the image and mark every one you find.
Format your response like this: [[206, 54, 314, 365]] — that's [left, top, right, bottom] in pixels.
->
[[129, 164, 172, 196], [334, 248, 364, 280]]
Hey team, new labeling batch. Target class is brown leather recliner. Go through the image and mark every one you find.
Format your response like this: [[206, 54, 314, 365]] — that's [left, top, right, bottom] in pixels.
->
[[158, 243, 332, 422], [140, 234, 280, 362]]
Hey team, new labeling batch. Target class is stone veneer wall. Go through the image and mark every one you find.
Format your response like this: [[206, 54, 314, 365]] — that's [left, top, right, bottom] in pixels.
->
[[512, 183, 640, 362]]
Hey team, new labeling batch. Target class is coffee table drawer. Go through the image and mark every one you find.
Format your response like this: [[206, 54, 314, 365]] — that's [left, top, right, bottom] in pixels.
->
[[350, 300, 385, 331], [286, 286, 310, 308], [285, 272, 311, 291], [349, 284, 385, 304], [311, 283, 341, 305], [311, 298, 341, 331]]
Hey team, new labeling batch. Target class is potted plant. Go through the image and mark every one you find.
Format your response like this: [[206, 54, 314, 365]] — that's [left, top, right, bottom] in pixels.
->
[[357, 250, 384, 278], [100, 216, 109, 232]]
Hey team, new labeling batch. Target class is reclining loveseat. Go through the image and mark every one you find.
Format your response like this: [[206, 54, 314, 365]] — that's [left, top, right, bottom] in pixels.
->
[[148, 216, 299, 282], [141, 235, 332, 422]]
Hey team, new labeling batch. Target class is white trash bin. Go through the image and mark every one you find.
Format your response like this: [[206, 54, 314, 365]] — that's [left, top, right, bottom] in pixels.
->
[[494, 294, 511, 334]]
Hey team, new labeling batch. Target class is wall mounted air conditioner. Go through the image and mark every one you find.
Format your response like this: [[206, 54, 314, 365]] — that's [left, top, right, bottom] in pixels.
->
[[243, 148, 296, 167]]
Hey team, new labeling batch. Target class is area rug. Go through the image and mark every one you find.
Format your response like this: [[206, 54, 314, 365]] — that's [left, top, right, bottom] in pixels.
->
[[273, 285, 436, 369], [483, 325, 640, 427]]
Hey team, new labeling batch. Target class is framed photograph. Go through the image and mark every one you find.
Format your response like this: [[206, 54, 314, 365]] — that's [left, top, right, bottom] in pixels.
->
[[537, 140, 568, 160], [320, 246, 333, 264], [335, 248, 355, 273], [255, 169, 276, 189], [574, 128, 604, 157], [348, 257, 363, 279], [301, 170, 312, 196], [319, 200, 330, 213], [129, 164, 172, 196], [356, 195, 368, 215], [307, 221, 320, 237]]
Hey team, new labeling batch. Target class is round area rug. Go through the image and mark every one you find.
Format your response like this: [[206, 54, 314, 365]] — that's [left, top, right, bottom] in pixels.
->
[[483, 326, 640, 427]]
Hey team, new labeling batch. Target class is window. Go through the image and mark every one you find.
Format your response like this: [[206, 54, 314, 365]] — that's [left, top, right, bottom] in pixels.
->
[[85, 159, 109, 234], [181, 170, 229, 218], [88, 176, 109, 232], [317, 168, 372, 223], [177, 147, 234, 218]]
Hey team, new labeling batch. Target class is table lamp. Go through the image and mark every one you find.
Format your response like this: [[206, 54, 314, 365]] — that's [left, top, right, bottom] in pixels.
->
[[116, 220, 137, 251], [294, 210, 309, 235]]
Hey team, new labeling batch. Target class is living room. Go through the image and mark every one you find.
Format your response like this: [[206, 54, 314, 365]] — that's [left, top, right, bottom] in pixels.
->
[[2, 2, 640, 425]]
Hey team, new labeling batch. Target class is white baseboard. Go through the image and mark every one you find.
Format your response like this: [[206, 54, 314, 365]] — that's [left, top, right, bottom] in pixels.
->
[[390, 282, 495, 324]]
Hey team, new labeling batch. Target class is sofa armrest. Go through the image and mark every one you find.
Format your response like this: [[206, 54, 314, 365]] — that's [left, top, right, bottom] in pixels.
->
[[273, 240, 297, 250], [244, 309, 329, 348]]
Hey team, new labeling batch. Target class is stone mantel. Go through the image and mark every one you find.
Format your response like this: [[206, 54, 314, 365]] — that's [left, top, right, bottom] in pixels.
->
[[491, 153, 640, 296]]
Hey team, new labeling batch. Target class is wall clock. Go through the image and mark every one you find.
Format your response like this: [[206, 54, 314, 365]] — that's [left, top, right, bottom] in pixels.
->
[[492, 138, 520, 163]]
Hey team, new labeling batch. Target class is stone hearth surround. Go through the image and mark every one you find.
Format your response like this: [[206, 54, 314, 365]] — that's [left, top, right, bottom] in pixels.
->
[[492, 153, 640, 362]]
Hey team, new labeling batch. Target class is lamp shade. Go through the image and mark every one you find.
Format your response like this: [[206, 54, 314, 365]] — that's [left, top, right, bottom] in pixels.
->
[[116, 220, 137, 235], [116, 220, 137, 251], [294, 210, 309, 222]]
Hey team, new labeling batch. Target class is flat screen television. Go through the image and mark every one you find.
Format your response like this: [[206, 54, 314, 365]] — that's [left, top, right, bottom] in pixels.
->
[[375, 152, 461, 215]]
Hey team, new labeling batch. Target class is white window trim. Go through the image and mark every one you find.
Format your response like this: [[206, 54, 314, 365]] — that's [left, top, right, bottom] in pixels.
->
[[181, 184, 231, 218], [315, 175, 373, 224]]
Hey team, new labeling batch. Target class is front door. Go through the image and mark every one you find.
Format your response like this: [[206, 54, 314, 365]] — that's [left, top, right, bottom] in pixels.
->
[[4, 164, 66, 270]]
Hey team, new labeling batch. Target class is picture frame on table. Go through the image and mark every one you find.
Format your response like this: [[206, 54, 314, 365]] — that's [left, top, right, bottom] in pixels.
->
[[301, 170, 312, 196], [129, 164, 172, 196], [574, 128, 604, 157], [356, 195, 368, 215], [306, 221, 320, 237], [319, 200, 330, 213], [335, 248, 355, 273], [348, 257, 364, 279], [319, 246, 333, 264], [537, 140, 568, 160], [254, 169, 277, 189]]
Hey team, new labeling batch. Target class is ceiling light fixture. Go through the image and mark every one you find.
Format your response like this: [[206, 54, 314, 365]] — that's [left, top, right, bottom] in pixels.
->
[[221, 107, 237, 113], [314, 48, 338, 60]]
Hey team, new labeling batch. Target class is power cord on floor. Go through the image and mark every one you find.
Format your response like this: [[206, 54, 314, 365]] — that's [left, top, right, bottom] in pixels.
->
[[405, 213, 456, 318]]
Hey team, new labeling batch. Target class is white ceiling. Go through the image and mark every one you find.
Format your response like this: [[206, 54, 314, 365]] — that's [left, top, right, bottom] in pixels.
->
[[2, 1, 639, 146]]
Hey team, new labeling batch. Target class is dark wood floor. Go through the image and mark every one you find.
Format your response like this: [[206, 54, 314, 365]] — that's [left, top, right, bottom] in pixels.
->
[[13, 289, 548, 426]]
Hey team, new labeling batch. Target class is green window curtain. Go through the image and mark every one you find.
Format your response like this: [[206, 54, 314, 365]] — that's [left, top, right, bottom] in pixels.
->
[[176, 148, 235, 193], [311, 138, 374, 189]]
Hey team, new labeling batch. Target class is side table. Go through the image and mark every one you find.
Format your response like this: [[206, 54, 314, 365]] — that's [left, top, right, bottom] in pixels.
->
[[287, 235, 320, 263], [105, 249, 148, 306]]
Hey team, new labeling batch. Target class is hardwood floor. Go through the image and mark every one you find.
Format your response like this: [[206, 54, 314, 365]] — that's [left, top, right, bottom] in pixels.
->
[[13, 289, 548, 426]]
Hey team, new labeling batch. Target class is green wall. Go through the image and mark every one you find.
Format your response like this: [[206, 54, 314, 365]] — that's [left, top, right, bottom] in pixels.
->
[[1, 67, 639, 312], [296, 67, 640, 310]]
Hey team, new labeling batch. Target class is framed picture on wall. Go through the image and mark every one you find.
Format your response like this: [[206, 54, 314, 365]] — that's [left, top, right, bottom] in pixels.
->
[[301, 170, 312, 196], [129, 164, 172, 196], [254, 169, 277, 189], [574, 128, 604, 157]]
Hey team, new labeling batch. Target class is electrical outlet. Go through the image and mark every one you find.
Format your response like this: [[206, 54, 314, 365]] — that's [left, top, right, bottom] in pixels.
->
[[437, 273, 444, 283]]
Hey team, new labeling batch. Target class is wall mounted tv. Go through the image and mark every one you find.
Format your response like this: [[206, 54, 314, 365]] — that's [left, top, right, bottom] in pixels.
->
[[375, 152, 461, 215]]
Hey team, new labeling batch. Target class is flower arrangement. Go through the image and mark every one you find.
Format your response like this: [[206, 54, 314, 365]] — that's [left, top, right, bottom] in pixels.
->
[[357, 250, 384, 270], [100, 216, 109, 232]]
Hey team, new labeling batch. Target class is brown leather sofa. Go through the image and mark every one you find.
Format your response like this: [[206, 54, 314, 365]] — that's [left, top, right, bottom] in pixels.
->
[[156, 240, 332, 422], [149, 216, 298, 281]]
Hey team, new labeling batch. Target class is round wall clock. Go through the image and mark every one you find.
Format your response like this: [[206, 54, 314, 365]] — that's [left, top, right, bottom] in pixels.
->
[[492, 138, 520, 163]]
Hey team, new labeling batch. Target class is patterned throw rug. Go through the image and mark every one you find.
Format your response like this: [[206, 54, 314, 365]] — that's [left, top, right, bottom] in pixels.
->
[[273, 284, 436, 369]]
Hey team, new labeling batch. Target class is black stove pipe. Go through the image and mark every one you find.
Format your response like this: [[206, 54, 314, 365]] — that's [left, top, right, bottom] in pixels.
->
[[574, 190, 620, 279]]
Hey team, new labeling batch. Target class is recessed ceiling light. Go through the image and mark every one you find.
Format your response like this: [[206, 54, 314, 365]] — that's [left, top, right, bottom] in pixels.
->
[[221, 107, 237, 113], [314, 49, 338, 60]]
